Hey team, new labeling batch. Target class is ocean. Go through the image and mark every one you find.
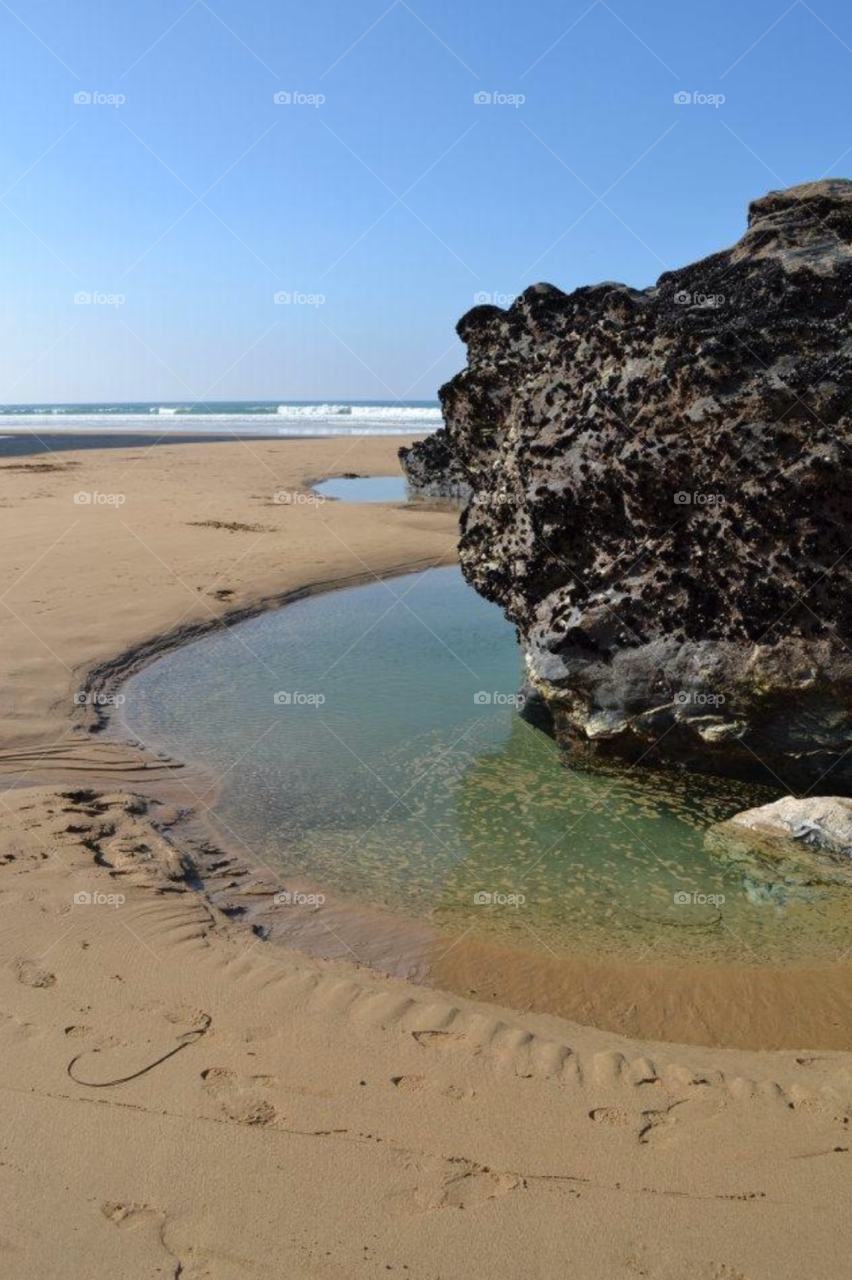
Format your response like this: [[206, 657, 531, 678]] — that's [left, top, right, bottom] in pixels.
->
[[0, 401, 443, 437]]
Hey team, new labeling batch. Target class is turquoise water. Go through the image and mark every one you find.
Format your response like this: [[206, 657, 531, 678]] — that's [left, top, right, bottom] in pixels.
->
[[121, 568, 852, 966], [313, 476, 408, 503]]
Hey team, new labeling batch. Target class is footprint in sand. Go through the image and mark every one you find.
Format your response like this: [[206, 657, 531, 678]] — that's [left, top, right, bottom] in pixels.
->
[[439, 1165, 520, 1210], [136, 1000, 207, 1027], [64, 1024, 92, 1039], [411, 1029, 474, 1053], [0, 1009, 38, 1041], [101, 1201, 163, 1230], [407, 1155, 521, 1211], [391, 1074, 474, 1101], [638, 1095, 726, 1146], [589, 1092, 727, 1145], [391, 1070, 470, 1100], [589, 1106, 634, 1128], [14, 958, 56, 988], [101, 1203, 188, 1275], [200, 1066, 279, 1126]]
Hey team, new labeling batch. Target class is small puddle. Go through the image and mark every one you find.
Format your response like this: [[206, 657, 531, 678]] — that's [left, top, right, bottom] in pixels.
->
[[313, 475, 408, 503]]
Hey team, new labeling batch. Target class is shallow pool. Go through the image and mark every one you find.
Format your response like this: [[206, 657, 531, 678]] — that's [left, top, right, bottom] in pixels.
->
[[121, 567, 852, 967]]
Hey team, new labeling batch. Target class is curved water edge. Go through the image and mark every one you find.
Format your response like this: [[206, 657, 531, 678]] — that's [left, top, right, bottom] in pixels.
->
[[80, 555, 454, 735], [109, 564, 852, 1048]]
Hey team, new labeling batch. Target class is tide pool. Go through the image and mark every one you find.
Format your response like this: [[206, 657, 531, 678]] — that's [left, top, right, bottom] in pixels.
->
[[121, 567, 852, 967]]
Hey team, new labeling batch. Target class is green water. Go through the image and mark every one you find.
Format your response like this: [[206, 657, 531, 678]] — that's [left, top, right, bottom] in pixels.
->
[[121, 567, 852, 966]]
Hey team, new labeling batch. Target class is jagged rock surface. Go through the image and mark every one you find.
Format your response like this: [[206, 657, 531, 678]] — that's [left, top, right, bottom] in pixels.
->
[[398, 428, 471, 499], [437, 180, 852, 791]]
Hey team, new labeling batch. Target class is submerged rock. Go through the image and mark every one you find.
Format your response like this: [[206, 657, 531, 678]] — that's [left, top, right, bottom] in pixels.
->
[[707, 795, 852, 890], [398, 428, 471, 500], [727, 794, 852, 853], [437, 179, 852, 791]]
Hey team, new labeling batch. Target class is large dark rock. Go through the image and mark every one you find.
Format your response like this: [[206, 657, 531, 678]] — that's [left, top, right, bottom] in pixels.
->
[[398, 428, 471, 499], [439, 180, 852, 791]]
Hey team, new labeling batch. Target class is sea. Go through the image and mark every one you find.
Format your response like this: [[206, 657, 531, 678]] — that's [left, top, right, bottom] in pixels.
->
[[0, 401, 442, 437]]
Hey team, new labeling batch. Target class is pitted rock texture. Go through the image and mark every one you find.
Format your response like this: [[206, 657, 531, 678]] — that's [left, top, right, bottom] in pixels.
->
[[437, 180, 852, 791], [398, 429, 471, 499]]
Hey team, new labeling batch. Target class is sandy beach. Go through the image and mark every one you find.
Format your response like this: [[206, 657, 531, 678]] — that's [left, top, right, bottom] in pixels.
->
[[3, 435, 852, 1278]]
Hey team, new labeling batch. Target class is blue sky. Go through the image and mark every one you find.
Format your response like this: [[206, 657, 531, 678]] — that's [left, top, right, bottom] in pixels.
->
[[2, 0, 852, 403]]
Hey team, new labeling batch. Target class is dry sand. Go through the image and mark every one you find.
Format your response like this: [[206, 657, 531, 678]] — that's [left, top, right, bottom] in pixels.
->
[[2, 435, 852, 1278]]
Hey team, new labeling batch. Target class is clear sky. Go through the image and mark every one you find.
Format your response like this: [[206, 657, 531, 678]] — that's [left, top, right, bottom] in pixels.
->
[[2, 0, 851, 403]]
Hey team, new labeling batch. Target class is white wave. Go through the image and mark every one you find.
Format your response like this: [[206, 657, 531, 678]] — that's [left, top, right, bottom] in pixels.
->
[[0, 402, 443, 436], [277, 403, 352, 416], [274, 425, 433, 436], [275, 403, 442, 422]]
